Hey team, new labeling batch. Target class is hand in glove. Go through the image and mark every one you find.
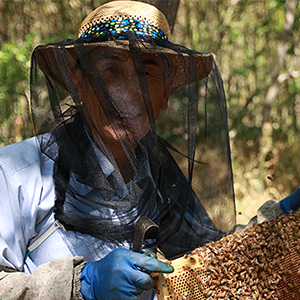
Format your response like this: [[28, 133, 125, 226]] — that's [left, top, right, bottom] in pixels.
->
[[280, 186, 300, 214], [80, 248, 174, 300]]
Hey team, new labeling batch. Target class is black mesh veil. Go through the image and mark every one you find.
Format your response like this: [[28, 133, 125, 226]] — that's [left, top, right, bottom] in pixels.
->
[[30, 25, 235, 258]]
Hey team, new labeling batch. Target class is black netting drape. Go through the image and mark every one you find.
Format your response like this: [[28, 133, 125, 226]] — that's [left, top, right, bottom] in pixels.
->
[[30, 33, 235, 259]]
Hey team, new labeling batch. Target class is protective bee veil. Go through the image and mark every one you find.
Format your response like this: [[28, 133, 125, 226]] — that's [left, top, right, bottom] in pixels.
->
[[30, 1, 235, 259]]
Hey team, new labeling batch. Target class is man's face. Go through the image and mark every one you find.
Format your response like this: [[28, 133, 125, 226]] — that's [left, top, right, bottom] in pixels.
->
[[76, 47, 171, 146]]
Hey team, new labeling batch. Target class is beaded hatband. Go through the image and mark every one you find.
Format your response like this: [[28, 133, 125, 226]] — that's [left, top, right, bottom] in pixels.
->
[[34, 1, 213, 90], [80, 17, 169, 41]]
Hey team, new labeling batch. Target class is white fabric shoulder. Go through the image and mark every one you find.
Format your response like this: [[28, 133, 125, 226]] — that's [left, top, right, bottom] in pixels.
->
[[0, 136, 56, 271], [0, 136, 48, 172]]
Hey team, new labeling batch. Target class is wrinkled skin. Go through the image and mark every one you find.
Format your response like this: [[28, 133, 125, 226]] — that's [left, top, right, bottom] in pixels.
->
[[72, 48, 172, 180]]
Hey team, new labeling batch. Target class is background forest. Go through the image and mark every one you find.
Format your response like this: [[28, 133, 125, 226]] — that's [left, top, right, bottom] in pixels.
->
[[0, 0, 299, 224]]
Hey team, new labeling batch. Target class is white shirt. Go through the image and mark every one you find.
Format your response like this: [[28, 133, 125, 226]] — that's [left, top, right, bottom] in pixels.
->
[[0, 136, 72, 273], [0, 136, 156, 300]]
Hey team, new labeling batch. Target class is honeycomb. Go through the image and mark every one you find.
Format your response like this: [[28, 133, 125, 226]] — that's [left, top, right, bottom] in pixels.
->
[[155, 209, 300, 300]]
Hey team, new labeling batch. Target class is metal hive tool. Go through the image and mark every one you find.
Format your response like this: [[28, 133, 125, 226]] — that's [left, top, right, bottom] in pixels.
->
[[154, 209, 300, 300]]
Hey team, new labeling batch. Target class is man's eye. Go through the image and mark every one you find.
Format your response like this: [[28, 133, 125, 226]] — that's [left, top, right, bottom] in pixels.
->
[[138, 70, 151, 76], [105, 67, 115, 72]]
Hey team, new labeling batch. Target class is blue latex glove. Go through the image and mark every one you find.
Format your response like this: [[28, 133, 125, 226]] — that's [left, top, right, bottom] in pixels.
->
[[80, 248, 174, 300], [280, 186, 300, 214]]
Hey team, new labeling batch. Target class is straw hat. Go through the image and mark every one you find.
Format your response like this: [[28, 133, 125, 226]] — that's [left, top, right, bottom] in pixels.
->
[[34, 0, 213, 89]]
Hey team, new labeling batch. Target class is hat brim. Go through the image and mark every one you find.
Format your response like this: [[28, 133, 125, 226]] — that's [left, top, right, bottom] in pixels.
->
[[34, 40, 213, 90]]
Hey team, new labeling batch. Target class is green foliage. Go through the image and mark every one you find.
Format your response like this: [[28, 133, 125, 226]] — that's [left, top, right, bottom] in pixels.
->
[[0, 0, 108, 145], [174, 0, 300, 223], [0, 33, 32, 118], [0, 33, 38, 145], [0, 0, 299, 223]]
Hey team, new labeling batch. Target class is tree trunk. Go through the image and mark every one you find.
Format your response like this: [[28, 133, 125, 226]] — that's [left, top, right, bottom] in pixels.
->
[[262, 0, 296, 124], [258, 0, 296, 177], [137, 0, 180, 32]]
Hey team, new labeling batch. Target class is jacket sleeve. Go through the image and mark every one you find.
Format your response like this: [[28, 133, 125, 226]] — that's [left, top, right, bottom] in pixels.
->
[[235, 199, 283, 232], [0, 256, 86, 300], [0, 140, 87, 299], [0, 138, 67, 271]]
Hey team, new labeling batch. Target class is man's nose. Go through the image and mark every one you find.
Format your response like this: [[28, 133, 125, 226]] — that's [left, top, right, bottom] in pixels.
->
[[120, 72, 144, 103]]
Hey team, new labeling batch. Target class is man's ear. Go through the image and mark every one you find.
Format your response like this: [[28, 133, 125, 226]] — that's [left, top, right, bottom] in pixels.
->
[[71, 67, 85, 88], [70, 67, 88, 101], [161, 77, 173, 110]]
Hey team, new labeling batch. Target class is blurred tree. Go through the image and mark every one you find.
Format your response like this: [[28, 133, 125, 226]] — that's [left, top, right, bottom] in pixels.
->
[[0, 0, 109, 145], [0, 33, 35, 144], [0, 0, 299, 223], [172, 0, 300, 222], [139, 0, 180, 31], [258, 0, 297, 180]]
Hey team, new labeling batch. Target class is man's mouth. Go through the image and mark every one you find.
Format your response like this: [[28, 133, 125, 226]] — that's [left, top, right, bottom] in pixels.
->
[[105, 109, 143, 121], [120, 113, 142, 120]]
